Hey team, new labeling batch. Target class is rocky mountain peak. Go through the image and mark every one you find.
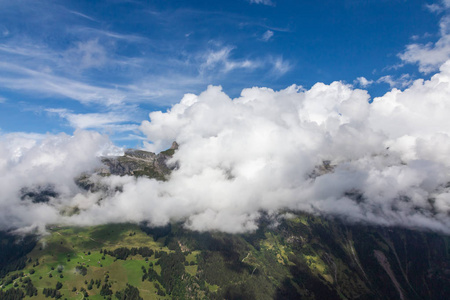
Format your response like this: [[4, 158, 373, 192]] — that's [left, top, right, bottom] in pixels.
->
[[99, 142, 178, 180]]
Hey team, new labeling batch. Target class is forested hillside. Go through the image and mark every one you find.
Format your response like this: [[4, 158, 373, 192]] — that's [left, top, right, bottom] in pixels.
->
[[0, 213, 448, 300]]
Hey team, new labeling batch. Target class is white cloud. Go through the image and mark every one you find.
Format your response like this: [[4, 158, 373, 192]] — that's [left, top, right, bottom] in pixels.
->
[[377, 74, 413, 88], [399, 15, 450, 73], [271, 56, 291, 76], [66, 9, 97, 22], [354, 76, 373, 88], [3, 62, 450, 234], [64, 39, 107, 70], [248, 0, 274, 6], [410, 32, 433, 41], [0, 96, 6, 103], [0, 35, 169, 105], [136, 63, 450, 233], [46, 109, 132, 130], [2, 1, 450, 234], [72, 27, 148, 43], [261, 30, 274, 41], [0, 130, 109, 231], [426, 3, 444, 13], [201, 47, 233, 70], [199, 47, 291, 77], [425, 0, 450, 13], [200, 46, 259, 73], [0, 5, 294, 109], [0, 62, 126, 105]]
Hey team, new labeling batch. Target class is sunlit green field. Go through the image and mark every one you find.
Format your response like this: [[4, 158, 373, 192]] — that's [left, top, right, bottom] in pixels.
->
[[1, 223, 189, 299]]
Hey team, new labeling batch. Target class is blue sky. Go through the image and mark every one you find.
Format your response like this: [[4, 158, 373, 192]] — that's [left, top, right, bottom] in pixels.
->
[[0, 0, 446, 148]]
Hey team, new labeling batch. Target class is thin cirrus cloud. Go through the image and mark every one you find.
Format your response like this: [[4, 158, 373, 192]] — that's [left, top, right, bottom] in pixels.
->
[[0, 0, 295, 144], [0, 62, 127, 106], [70, 27, 150, 44], [45, 108, 133, 130], [65, 9, 98, 22], [0, 3, 288, 89]]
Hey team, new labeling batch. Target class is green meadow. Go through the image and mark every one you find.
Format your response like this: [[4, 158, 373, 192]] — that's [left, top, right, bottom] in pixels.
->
[[0, 223, 188, 299]]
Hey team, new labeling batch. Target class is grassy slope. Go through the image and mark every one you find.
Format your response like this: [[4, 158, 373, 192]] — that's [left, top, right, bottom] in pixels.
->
[[1, 223, 174, 300], [1, 213, 449, 300]]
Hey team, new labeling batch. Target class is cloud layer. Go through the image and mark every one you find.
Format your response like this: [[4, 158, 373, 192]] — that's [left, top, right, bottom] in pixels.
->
[[2, 61, 450, 234]]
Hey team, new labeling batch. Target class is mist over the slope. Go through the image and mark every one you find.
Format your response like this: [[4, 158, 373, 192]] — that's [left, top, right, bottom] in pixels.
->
[[0, 131, 111, 232], [2, 62, 450, 234]]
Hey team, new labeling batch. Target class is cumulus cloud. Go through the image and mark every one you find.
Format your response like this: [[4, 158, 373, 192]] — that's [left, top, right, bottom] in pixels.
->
[[136, 62, 450, 233], [2, 61, 450, 234], [399, 12, 450, 73]]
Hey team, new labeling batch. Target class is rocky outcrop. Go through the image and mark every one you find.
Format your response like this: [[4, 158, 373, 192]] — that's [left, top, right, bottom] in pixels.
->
[[100, 142, 178, 180], [20, 185, 58, 203]]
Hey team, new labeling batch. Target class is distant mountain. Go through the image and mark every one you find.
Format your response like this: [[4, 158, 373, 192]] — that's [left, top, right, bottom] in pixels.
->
[[1, 145, 449, 300]]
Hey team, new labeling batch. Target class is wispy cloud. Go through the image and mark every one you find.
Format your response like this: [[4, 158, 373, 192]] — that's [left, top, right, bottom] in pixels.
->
[[201, 47, 234, 71], [426, 3, 445, 14], [200, 46, 259, 73], [271, 56, 291, 76], [46, 109, 132, 130], [377, 74, 413, 89], [399, 14, 450, 73], [1, 25, 9, 37], [0, 39, 108, 75], [410, 32, 434, 41], [66, 9, 97, 22], [44, 108, 142, 143], [248, 0, 274, 6], [199, 46, 291, 77], [64, 39, 107, 70], [0, 62, 126, 105], [71, 27, 149, 43], [0, 0, 295, 110], [261, 30, 274, 42], [354, 77, 373, 88], [0, 0, 297, 147]]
